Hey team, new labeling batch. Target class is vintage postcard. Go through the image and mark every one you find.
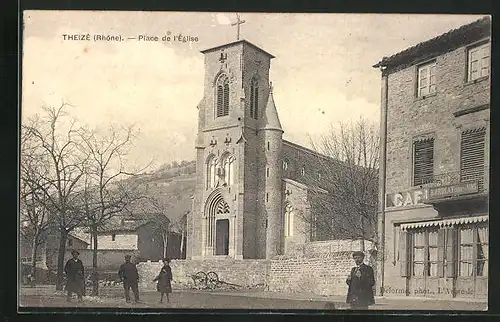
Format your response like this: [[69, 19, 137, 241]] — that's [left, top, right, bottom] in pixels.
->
[[19, 11, 490, 311]]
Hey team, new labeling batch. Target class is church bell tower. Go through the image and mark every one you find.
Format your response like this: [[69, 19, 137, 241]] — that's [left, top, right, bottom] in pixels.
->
[[187, 39, 282, 260]]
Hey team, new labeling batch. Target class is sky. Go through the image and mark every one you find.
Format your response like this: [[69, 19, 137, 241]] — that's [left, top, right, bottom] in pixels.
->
[[22, 11, 487, 170]]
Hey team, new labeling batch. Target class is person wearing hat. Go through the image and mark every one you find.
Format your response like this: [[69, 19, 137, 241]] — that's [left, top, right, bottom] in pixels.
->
[[64, 250, 85, 302], [118, 255, 140, 303], [153, 258, 173, 303], [346, 251, 375, 310]]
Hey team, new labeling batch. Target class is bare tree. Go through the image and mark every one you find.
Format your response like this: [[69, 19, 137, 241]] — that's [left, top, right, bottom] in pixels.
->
[[78, 124, 151, 295], [305, 117, 379, 250], [22, 102, 88, 290], [20, 131, 53, 285]]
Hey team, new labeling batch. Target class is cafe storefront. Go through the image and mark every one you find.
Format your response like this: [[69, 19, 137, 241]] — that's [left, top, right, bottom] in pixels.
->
[[383, 181, 489, 300]]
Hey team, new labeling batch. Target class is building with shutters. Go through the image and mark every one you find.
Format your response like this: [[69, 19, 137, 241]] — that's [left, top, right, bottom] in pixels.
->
[[186, 39, 370, 260], [373, 17, 490, 300]]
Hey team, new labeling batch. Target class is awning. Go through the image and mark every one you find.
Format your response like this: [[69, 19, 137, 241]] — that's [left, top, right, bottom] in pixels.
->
[[400, 215, 488, 231]]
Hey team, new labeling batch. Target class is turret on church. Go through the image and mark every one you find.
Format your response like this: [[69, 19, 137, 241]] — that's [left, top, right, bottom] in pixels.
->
[[187, 39, 330, 260]]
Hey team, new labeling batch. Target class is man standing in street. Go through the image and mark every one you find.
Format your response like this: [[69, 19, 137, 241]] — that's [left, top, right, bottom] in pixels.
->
[[346, 251, 375, 310], [118, 254, 140, 303], [64, 250, 85, 303]]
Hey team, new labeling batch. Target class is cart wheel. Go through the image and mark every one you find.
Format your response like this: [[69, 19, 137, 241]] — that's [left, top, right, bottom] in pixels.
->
[[193, 271, 207, 289], [206, 271, 219, 289]]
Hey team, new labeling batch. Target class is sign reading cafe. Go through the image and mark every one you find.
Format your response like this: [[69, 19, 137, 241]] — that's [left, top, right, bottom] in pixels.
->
[[386, 188, 428, 209], [386, 182, 481, 209]]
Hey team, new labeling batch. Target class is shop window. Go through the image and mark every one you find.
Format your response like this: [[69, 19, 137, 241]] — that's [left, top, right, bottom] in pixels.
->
[[459, 228, 474, 277], [428, 231, 439, 277], [459, 225, 488, 277], [403, 228, 444, 277], [477, 226, 489, 276], [412, 231, 426, 276]]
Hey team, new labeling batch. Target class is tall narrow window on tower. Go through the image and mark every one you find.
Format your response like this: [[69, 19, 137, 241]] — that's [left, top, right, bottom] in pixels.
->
[[284, 204, 294, 237], [221, 153, 235, 186], [216, 74, 230, 117], [206, 155, 217, 189], [250, 77, 259, 119]]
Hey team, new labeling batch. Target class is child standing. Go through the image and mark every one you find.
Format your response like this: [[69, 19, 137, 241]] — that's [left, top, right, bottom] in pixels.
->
[[153, 258, 173, 303]]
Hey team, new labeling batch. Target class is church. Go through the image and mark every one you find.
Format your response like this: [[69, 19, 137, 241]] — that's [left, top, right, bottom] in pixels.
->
[[185, 38, 338, 260]]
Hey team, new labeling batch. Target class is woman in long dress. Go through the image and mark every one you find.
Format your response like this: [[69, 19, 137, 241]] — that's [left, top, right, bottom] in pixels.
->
[[153, 258, 173, 303]]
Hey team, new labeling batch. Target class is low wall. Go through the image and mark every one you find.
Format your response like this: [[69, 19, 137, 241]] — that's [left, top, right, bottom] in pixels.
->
[[137, 259, 269, 291], [268, 251, 376, 296], [62, 249, 140, 271], [303, 239, 374, 256]]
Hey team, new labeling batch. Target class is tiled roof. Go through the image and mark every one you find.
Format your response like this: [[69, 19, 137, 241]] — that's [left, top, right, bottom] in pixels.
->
[[373, 17, 491, 72], [87, 218, 152, 234]]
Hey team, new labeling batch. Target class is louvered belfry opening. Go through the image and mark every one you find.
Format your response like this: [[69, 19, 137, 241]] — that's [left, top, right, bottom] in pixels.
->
[[413, 138, 435, 186], [250, 77, 259, 119], [460, 127, 486, 191], [216, 74, 229, 117]]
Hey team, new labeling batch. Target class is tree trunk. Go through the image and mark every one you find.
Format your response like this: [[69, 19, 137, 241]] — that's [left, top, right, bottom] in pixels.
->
[[56, 229, 68, 291], [163, 233, 168, 259], [360, 216, 365, 251], [91, 225, 99, 296], [30, 234, 39, 287]]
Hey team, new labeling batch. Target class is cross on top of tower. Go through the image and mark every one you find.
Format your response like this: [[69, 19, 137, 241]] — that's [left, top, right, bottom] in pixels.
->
[[231, 13, 246, 41]]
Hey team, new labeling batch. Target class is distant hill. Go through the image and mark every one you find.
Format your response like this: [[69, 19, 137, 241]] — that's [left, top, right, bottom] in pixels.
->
[[124, 160, 196, 229]]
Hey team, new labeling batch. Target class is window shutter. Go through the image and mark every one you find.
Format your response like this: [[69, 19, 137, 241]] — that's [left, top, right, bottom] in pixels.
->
[[413, 138, 434, 185], [254, 88, 259, 118], [445, 227, 457, 278], [461, 128, 486, 190], [223, 83, 230, 116], [437, 229, 445, 277], [217, 85, 224, 117], [399, 230, 409, 277]]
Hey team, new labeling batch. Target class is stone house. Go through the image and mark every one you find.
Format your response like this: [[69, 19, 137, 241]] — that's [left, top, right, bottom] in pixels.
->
[[374, 16, 490, 300]]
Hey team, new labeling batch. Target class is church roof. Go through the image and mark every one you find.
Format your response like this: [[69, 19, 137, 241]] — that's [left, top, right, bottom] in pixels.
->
[[200, 39, 275, 58], [259, 90, 283, 132]]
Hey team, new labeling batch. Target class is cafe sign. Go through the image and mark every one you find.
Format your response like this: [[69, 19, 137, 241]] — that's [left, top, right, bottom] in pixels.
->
[[427, 181, 479, 200], [385, 188, 428, 209]]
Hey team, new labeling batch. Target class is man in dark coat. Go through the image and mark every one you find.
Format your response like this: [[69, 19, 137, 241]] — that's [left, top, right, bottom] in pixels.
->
[[346, 251, 375, 310], [118, 255, 140, 303], [64, 250, 85, 302]]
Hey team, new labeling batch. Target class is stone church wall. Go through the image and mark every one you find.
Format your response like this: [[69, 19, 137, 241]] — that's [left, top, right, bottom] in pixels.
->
[[137, 245, 377, 297]]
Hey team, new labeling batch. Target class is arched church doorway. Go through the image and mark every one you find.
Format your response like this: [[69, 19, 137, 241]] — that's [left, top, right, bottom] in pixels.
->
[[216, 219, 229, 255], [205, 191, 231, 256]]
